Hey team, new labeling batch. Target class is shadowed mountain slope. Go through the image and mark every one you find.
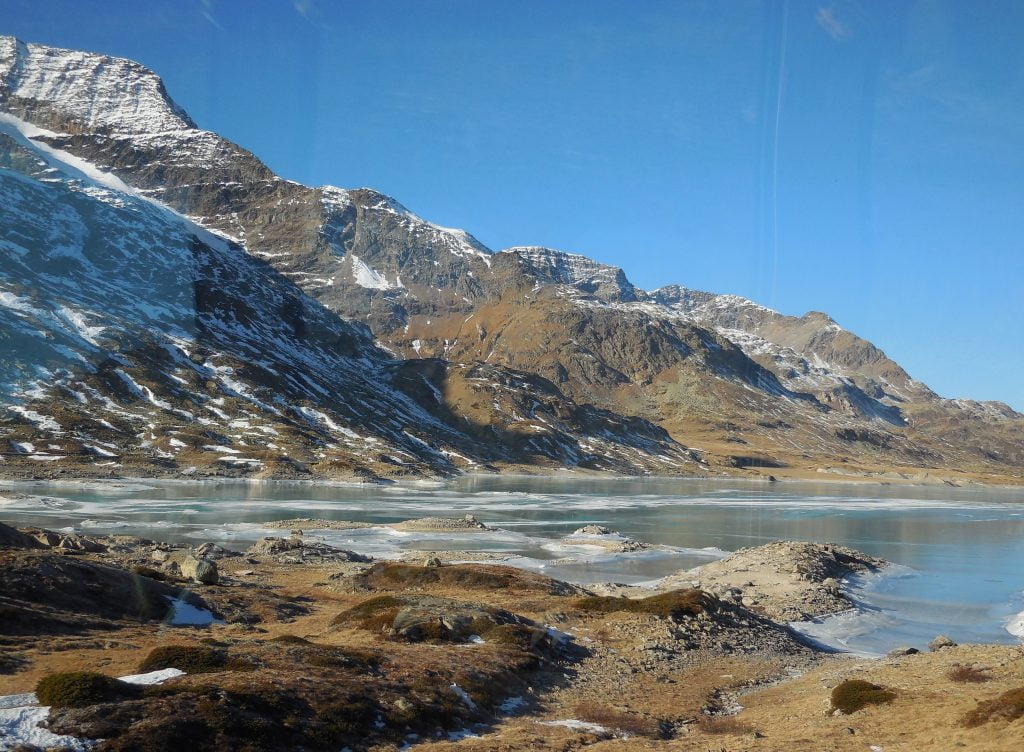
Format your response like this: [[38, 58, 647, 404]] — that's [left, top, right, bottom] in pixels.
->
[[1, 36, 1020, 483]]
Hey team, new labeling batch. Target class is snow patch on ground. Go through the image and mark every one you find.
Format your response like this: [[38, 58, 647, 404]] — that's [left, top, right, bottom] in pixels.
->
[[117, 668, 186, 686], [539, 719, 610, 733], [449, 683, 477, 710], [0, 668, 183, 751]]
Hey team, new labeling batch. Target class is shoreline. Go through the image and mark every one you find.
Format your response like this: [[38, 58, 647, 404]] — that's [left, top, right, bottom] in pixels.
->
[[3, 469, 1024, 492], [3, 522, 1023, 750], [3, 501, 1022, 654]]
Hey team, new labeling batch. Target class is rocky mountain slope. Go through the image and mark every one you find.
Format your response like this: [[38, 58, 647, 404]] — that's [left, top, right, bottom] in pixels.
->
[[1, 36, 1021, 482]]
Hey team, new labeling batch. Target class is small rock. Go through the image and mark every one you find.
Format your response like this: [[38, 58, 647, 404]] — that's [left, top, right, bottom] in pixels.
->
[[194, 542, 236, 560], [181, 556, 219, 585], [888, 646, 920, 657], [573, 524, 613, 536], [423, 557, 442, 568], [929, 635, 957, 652], [248, 536, 303, 556]]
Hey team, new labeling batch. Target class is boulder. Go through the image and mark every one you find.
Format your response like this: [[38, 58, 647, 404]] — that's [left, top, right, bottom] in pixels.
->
[[929, 635, 957, 652], [0, 522, 45, 549], [181, 556, 219, 585], [20, 528, 106, 553], [374, 595, 540, 646], [247, 535, 370, 563], [248, 536, 303, 556], [57, 535, 107, 553], [194, 542, 238, 560]]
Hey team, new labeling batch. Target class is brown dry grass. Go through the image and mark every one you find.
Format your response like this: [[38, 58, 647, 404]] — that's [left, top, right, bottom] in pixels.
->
[[697, 715, 756, 735], [947, 664, 993, 683], [962, 687, 1024, 728], [573, 701, 662, 738]]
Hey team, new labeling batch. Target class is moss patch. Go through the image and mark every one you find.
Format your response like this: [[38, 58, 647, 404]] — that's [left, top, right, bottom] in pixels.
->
[[268, 634, 313, 645], [138, 645, 230, 674], [330, 595, 403, 629], [830, 679, 896, 714], [36, 671, 139, 708], [353, 562, 565, 593], [574, 588, 708, 619]]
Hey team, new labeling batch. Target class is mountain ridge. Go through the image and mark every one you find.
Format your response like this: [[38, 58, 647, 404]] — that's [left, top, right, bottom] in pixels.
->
[[1, 35, 1021, 484]]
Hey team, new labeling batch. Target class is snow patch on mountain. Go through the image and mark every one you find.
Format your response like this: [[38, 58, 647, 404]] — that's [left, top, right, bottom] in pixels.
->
[[351, 254, 402, 290]]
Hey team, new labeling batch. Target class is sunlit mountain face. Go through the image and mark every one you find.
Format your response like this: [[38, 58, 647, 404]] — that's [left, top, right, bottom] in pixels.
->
[[1, 35, 1022, 484]]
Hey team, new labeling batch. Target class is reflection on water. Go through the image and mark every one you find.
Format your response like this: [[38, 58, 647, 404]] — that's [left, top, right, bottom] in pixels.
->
[[1, 475, 1023, 653]]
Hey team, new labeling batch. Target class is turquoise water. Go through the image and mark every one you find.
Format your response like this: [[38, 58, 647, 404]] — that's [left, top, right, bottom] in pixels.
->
[[2, 475, 1022, 654]]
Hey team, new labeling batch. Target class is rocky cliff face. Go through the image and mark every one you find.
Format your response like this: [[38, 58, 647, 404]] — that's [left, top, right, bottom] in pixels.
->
[[1, 36, 1020, 482]]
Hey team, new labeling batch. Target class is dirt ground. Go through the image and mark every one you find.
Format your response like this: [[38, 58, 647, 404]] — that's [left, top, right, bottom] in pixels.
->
[[2, 543, 1023, 751]]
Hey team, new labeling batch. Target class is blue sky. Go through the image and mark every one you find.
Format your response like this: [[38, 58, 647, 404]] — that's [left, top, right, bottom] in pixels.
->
[[5, 0, 1024, 409]]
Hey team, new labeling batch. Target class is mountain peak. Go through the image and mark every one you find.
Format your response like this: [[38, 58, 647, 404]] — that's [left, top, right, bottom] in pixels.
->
[[502, 246, 639, 302], [0, 35, 195, 134]]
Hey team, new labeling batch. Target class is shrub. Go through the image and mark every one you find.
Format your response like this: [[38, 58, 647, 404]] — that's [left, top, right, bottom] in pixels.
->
[[947, 664, 992, 683], [138, 645, 228, 674], [36, 671, 138, 708], [574, 589, 707, 619], [830, 679, 896, 714], [961, 687, 1024, 727], [573, 701, 662, 737]]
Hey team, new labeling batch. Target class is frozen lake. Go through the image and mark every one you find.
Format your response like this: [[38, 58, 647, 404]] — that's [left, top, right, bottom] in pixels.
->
[[2, 474, 1023, 655]]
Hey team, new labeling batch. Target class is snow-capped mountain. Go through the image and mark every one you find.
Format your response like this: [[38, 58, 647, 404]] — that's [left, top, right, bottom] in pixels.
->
[[1, 36, 1020, 482]]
